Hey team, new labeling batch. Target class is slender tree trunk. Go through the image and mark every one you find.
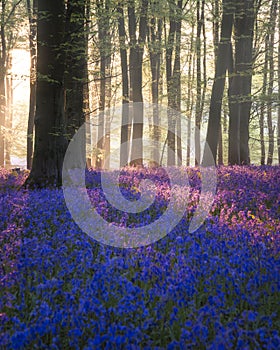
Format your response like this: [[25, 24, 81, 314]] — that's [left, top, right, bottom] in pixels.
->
[[96, 0, 107, 169], [204, 0, 234, 165], [148, 4, 162, 166], [212, 0, 222, 165], [27, 0, 67, 186], [5, 55, 12, 167], [26, 0, 37, 170], [175, 1, 182, 166], [104, 52, 111, 169], [118, 4, 130, 167], [259, 36, 268, 165], [0, 0, 7, 167], [267, 0, 277, 165], [85, 0, 91, 167], [166, 4, 176, 166], [166, 0, 182, 166], [278, 0, 280, 163], [186, 23, 195, 166], [195, 0, 202, 165]]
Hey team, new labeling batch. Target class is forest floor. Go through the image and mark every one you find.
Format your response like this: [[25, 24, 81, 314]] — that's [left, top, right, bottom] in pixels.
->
[[0, 166, 280, 349]]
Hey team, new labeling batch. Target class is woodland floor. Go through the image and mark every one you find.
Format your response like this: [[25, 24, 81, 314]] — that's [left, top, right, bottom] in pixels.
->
[[0, 166, 280, 349]]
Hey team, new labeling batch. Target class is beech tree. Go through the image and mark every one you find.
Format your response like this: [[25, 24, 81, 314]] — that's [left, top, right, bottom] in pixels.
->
[[117, 2, 130, 167], [129, 0, 148, 166], [204, 0, 234, 165], [266, 0, 277, 165], [147, 0, 162, 166], [27, 0, 67, 186], [166, 0, 182, 166], [26, 0, 37, 170], [65, 0, 87, 140], [228, 0, 256, 165]]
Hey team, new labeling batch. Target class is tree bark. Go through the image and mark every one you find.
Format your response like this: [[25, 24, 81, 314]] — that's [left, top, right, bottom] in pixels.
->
[[204, 0, 234, 165], [186, 25, 194, 167], [27, 0, 67, 186], [238, 0, 255, 164], [117, 4, 130, 167], [5, 55, 12, 167], [166, 0, 182, 166], [278, 0, 280, 163], [148, 3, 162, 166], [259, 36, 268, 165], [0, 0, 7, 167], [129, 0, 148, 166], [26, 0, 37, 170], [229, 0, 255, 165], [65, 0, 86, 141], [267, 0, 277, 165]]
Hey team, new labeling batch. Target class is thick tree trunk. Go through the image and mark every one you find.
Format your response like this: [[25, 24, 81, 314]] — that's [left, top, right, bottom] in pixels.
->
[[204, 0, 234, 165], [65, 0, 86, 141], [27, 0, 67, 187], [238, 0, 255, 164], [129, 0, 148, 166], [229, 0, 255, 165], [228, 41, 240, 165]]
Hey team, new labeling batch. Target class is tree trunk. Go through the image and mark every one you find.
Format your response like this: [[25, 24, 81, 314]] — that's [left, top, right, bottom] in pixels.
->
[[229, 0, 255, 165], [228, 41, 241, 164], [166, 4, 176, 166], [259, 36, 268, 165], [238, 0, 255, 164], [278, 0, 280, 163], [0, 0, 7, 167], [204, 0, 234, 165], [218, 123, 223, 165], [195, 0, 202, 165], [27, 0, 67, 187], [129, 0, 148, 166], [186, 23, 195, 166], [26, 0, 37, 170], [267, 0, 277, 165], [118, 4, 130, 167], [65, 0, 86, 141], [5, 55, 12, 167], [148, 4, 162, 166], [175, 1, 182, 166], [166, 0, 182, 166]]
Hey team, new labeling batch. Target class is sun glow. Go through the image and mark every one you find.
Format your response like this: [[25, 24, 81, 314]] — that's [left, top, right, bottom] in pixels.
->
[[11, 48, 30, 103]]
